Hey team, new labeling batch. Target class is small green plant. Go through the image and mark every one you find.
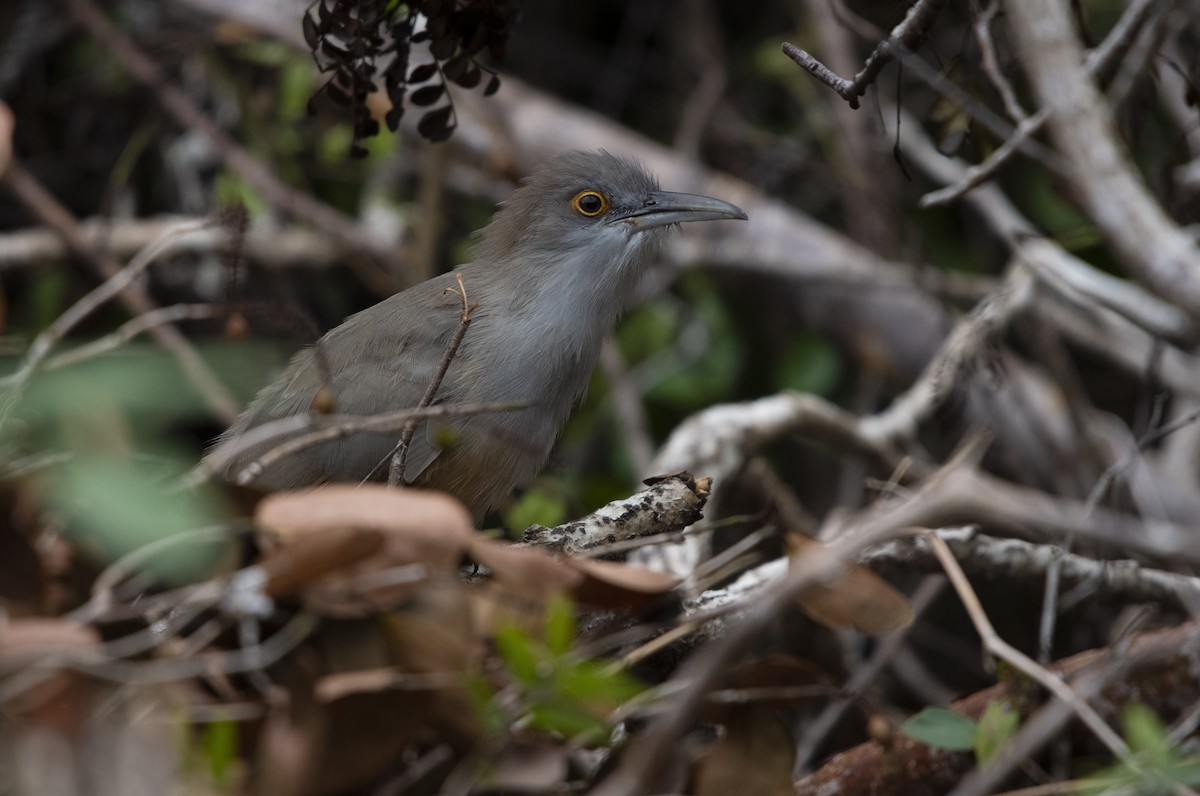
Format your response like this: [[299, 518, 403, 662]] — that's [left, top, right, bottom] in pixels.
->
[[1082, 703, 1200, 795], [482, 596, 646, 744], [901, 701, 1020, 763]]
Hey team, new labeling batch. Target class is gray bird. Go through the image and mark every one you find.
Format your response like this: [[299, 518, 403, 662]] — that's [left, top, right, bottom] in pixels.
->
[[209, 150, 746, 518]]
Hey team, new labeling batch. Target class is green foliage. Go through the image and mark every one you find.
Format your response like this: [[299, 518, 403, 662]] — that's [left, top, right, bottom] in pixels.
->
[[214, 171, 268, 217], [1082, 704, 1200, 795], [902, 702, 1022, 763], [901, 706, 979, 752], [777, 332, 841, 396], [974, 701, 1020, 763], [487, 597, 646, 744], [0, 345, 272, 584], [502, 485, 568, 532], [202, 715, 239, 787], [615, 276, 744, 415], [49, 455, 232, 585]]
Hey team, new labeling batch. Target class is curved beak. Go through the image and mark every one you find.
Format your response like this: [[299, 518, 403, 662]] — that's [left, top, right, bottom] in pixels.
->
[[611, 190, 748, 231]]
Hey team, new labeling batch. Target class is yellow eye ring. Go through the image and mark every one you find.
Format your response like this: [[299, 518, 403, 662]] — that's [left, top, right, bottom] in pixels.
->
[[571, 190, 610, 218]]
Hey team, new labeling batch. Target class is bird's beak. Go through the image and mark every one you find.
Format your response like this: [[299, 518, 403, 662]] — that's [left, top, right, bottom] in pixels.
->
[[612, 190, 748, 231]]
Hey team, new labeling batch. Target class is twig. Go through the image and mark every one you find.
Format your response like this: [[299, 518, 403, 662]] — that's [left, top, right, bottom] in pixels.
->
[[922, 0, 1161, 207], [205, 400, 524, 487], [1005, 0, 1200, 320], [45, 303, 221, 370], [0, 215, 345, 271], [67, 0, 394, 273], [0, 216, 221, 400], [793, 574, 946, 774], [925, 531, 1136, 765], [599, 339, 656, 477], [971, 0, 1028, 123], [387, 272, 474, 486], [521, 474, 710, 555], [0, 159, 241, 422], [894, 104, 1196, 344], [858, 263, 1036, 444], [781, 0, 951, 109], [593, 447, 983, 795], [862, 527, 1200, 607]]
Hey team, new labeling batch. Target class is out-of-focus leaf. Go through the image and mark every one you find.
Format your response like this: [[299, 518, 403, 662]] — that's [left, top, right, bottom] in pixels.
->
[[696, 705, 795, 796], [974, 701, 1019, 763], [778, 332, 842, 396], [1123, 703, 1173, 766], [544, 595, 575, 658], [494, 624, 540, 686], [504, 487, 568, 531], [203, 715, 239, 786], [50, 455, 232, 585], [528, 701, 608, 742], [553, 659, 644, 707], [901, 707, 977, 751]]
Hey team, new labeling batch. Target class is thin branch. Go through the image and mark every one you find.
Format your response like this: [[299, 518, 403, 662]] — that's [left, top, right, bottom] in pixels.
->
[[45, 303, 221, 370], [0, 216, 220, 397], [212, 400, 525, 487], [925, 531, 1137, 766], [862, 526, 1200, 607], [594, 447, 983, 795], [781, 0, 951, 109], [0, 215, 347, 271], [971, 0, 1028, 122], [0, 159, 241, 422], [922, 0, 1161, 207], [67, 0, 395, 272], [895, 104, 1196, 344], [387, 272, 474, 486], [1005, 0, 1200, 320]]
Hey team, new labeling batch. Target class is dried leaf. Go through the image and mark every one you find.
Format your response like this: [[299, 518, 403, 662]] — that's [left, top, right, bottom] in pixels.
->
[[468, 537, 584, 599], [788, 533, 914, 634], [565, 557, 680, 610], [695, 705, 796, 796], [258, 526, 383, 598]]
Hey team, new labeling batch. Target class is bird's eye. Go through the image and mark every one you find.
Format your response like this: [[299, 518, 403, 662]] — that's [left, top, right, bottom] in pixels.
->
[[571, 190, 610, 218]]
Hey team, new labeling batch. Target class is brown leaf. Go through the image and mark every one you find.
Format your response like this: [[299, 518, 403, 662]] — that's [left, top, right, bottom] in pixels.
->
[[788, 533, 914, 634], [467, 536, 584, 599], [706, 654, 833, 720], [255, 486, 476, 609], [564, 557, 681, 610], [0, 617, 99, 663], [695, 704, 796, 796], [259, 526, 384, 598]]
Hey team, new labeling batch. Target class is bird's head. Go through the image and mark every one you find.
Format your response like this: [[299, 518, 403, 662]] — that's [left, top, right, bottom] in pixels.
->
[[473, 151, 747, 280]]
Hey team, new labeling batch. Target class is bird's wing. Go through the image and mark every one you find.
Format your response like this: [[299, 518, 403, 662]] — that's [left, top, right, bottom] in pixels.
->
[[212, 272, 470, 487]]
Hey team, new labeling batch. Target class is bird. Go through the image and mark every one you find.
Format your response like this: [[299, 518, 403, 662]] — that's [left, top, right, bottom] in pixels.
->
[[208, 150, 747, 519]]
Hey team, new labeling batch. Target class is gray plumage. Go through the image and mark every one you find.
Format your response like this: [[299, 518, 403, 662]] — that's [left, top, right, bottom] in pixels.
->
[[208, 150, 746, 518]]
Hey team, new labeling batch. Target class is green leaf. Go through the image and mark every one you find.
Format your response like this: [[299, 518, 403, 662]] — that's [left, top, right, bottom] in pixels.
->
[[203, 715, 238, 786], [493, 624, 540, 686], [901, 707, 977, 751], [503, 487, 568, 531], [214, 171, 267, 217], [974, 701, 1020, 763], [528, 701, 609, 743], [1123, 703, 1173, 766], [544, 595, 575, 658], [51, 455, 232, 586], [554, 660, 645, 706], [777, 332, 842, 396]]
